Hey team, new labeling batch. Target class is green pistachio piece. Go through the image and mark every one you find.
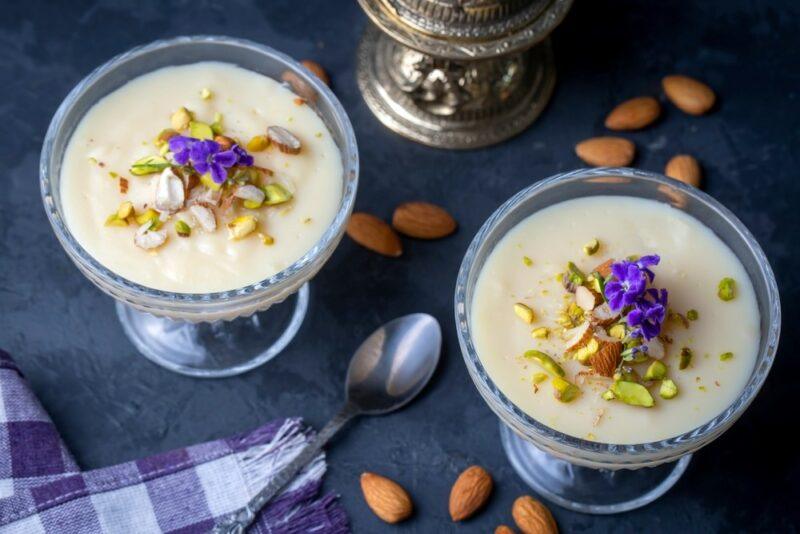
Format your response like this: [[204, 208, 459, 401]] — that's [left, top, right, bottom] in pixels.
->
[[262, 183, 293, 205], [566, 261, 586, 285], [588, 273, 605, 295], [211, 112, 224, 135], [601, 389, 616, 401], [523, 350, 565, 377], [583, 238, 600, 256], [530, 327, 549, 339], [644, 360, 668, 381], [609, 323, 627, 340], [659, 379, 678, 399], [719, 352, 734, 361], [686, 309, 699, 321], [227, 215, 257, 240], [104, 213, 127, 227], [170, 107, 192, 131], [243, 199, 264, 209], [718, 277, 736, 301], [513, 303, 535, 324], [175, 220, 191, 237], [116, 201, 134, 220], [130, 155, 169, 176], [135, 208, 161, 229], [199, 173, 222, 191], [200, 87, 212, 100], [522, 255, 533, 267], [247, 135, 271, 152], [679, 347, 693, 370], [574, 338, 599, 364], [189, 121, 214, 140], [552, 376, 581, 403], [610, 381, 654, 408], [259, 232, 275, 245], [532, 372, 548, 384]]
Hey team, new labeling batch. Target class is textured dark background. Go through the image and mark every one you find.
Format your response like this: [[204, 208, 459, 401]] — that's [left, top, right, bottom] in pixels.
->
[[1, 1, 798, 532]]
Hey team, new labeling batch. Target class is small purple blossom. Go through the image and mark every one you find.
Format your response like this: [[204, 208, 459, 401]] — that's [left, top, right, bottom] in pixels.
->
[[603, 254, 667, 341], [626, 288, 668, 340], [167, 135, 253, 184]]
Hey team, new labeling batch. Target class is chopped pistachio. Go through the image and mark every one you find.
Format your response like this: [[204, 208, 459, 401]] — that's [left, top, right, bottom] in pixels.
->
[[698, 385, 707, 392], [227, 215, 257, 240], [718, 277, 736, 301], [175, 219, 191, 237], [104, 213, 127, 227], [588, 273, 605, 295], [513, 303, 535, 324], [258, 232, 274, 245], [263, 183, 293, 205], [200, 87, 212, 100], [610, 381, 654, 408], [719, 352, 734, 361], [199, 173, 222, 191], [566, 261, 586, 285], [601, 389, 616, 401], [532, 372, 548, 384], [522, 255, 533, 267], [531, 326, 549, 339], [552, 376, 581, 403], [583, 238, 600, 256], [116, 201, 134, 220], [686, 309, 699, 321], [574, 338, 599, 363], [189, 121, 214, 140], [130, 155, 169, 176], [609, 323, 626, 340], [135, 208, 161, 230], [523, 350, 565, 377], [243, 200, 263, 209], [659, 379, 678, 399], [679, 347, 693, 370], [211, 112, 224, 135], [247, 135, 271, 152], [170, 107, 192, 131], [643, 360, 668, 381]]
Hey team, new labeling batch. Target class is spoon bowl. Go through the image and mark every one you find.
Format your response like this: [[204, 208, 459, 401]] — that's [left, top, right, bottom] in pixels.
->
[[346, 313, 442, 415]]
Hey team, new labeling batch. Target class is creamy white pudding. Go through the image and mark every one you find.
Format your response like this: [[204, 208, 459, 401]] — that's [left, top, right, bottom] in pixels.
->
[[472, 196, 760, 444], [60, 62, 343, 293]]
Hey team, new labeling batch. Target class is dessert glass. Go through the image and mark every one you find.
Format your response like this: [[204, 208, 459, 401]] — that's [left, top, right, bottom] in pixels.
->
[[41, 36, 359, 377], [455, 167, 780, 513]]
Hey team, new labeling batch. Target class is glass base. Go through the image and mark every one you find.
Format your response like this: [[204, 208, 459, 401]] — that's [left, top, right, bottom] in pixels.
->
[[499, 422, 691, 514], [116, 283, 309, 378]]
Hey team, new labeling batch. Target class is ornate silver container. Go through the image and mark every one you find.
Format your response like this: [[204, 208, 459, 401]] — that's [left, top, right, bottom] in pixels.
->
[[356, 0, 573, 149]]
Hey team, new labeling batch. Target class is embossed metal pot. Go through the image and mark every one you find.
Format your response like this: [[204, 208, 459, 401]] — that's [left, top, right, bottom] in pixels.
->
[[357, 0, 573, 149]]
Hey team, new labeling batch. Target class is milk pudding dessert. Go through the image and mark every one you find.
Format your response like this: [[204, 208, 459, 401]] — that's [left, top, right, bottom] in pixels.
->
[[472, 196, 760, 444], [60, 62, 343, 293]]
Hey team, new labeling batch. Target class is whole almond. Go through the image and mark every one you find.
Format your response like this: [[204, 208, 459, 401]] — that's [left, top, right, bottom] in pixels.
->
[[512, 495, 558, 534], [449, 465, 493, 521], [347, 213, 402, 257], [590, 341, 622, 378], [665, 154, 702, 187], [392, 201, 457, 239], [496, 526, 516, 534], [604, 96, 661, 130], [575, 137, 635, 167], [301, 59, 330, 86], [360, 472, 413, 524], [662, 75, 716, 115]]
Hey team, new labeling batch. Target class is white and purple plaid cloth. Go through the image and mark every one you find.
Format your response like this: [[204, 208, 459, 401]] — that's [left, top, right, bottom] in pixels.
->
[[0, 350, 348, 533]]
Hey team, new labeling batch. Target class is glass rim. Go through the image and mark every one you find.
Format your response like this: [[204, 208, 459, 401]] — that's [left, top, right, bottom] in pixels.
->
[[39, 35, 359, 308], [454, 167, 781, 465]]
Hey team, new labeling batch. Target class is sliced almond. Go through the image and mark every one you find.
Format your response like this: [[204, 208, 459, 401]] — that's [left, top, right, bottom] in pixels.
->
[[591, 303, 619, 327], [575, 286, 601, 312], [189, 204, 216, 232], [267, 126, 301, 154], [234, 184, 266, 204], [645, 337, 665, 360], [662, 75, 716, 115], [449, 465, 493, 522], [590, 341, 622, 377], [214, 135, 235, 151], [347, 212, 402, 257], [154, 167, 185, 213], [134, 222, 167, 250], [575, 137, 635, 167], [564, 322, 593, 352], [392, 201, 457, 239], [360, 472, 413, 524], [604, 96, 661, 130], [665, 154, 702, 187]]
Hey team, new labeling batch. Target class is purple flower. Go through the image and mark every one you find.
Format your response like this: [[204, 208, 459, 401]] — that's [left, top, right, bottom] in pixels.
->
[[603, 255, 661, 312], [626, 288, 668, 340], [635, 254, 660, 283], [167, 135, 253, 184]]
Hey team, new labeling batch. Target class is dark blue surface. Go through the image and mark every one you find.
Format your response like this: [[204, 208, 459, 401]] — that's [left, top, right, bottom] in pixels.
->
[[1, 1, 798, 532]]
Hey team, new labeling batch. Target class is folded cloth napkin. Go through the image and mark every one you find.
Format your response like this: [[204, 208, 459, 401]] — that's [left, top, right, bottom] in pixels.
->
[[0, 350, 348, 533]]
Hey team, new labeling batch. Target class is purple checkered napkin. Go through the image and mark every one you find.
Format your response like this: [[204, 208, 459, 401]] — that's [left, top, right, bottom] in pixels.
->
[[0, 350, 348, 533]]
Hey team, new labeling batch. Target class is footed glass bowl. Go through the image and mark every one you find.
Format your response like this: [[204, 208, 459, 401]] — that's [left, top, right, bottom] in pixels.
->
[[41, 36, 358, 377], [455, 167, 780, 513]]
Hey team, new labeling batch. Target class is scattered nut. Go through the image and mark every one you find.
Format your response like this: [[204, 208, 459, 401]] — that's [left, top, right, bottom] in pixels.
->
[[392, 201, 457, 239], [575, 137, 635, 167], [227, 215, 257, 240], [449, 465, 493, 522], [604, 96, 661, 130], [189, 204, 216, 232], [267, 126, 302, 154], [665, 154, 702, 187], [512, 495, 558, 534], [662, 74, 716, 115], [347, 212, 402, 257], [360, 472, 413, 524]]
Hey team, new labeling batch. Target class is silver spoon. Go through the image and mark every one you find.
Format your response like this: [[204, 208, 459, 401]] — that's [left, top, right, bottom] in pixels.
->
[[213, 313, 441, 533]]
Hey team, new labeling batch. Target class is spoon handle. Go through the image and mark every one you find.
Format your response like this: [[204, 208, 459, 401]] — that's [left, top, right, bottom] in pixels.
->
[[212, 403, 359, 534]]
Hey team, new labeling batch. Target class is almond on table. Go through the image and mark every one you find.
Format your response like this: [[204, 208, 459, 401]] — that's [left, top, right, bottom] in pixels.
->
[[347, 212, 403, 257], [662, 74, 716, 115], [604, 96, 661, 130], [392, 201, 457, 239], [665, 154, 702, 187], [574, 136, 635, 167]]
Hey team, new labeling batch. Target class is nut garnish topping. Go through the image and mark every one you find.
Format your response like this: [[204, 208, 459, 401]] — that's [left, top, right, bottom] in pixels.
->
[[590, 341, 621, 377], [189, 205, 216, 232], [154, 168, 185, 213], [575, 286, 600, 312], [170, 107, 192, 131], [267, 126, 301, 154], [513, 303, 535, 324], [717, 277, 736, 301], [134, 221, 167, 250], [582, 238, 600, 256], [227, 215, 257, 240]]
